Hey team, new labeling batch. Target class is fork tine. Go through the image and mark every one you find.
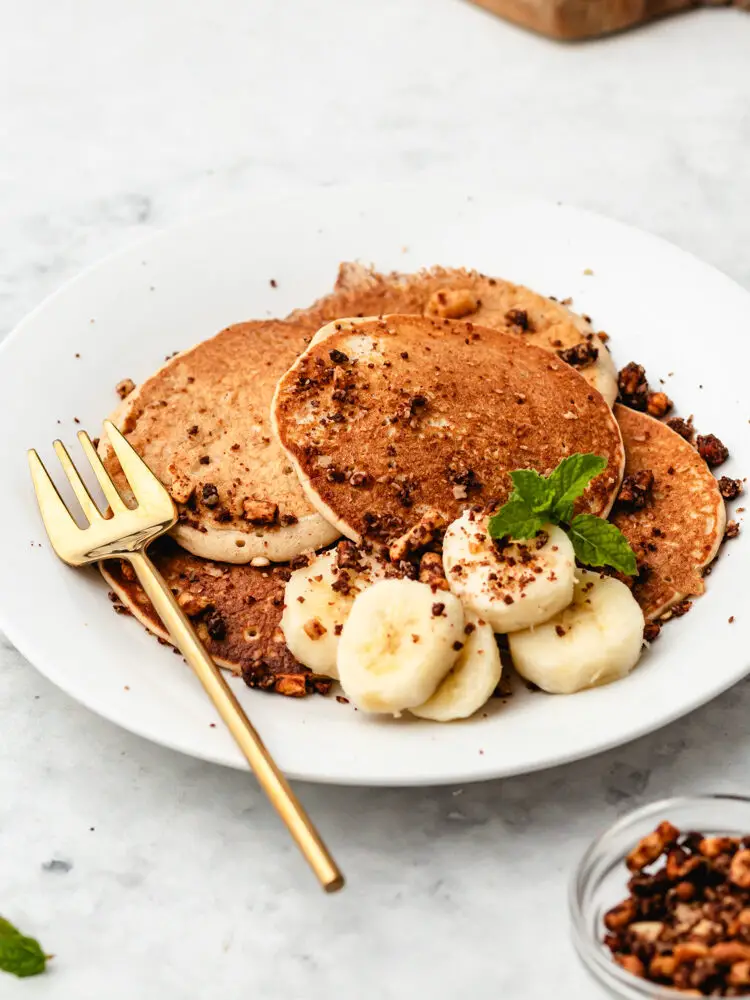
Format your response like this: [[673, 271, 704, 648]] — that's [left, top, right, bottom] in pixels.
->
[[102, 420, 174, 510], [77, 431, 128, 513], [53, 440, 102, 523], [28, 449, 81, 549]]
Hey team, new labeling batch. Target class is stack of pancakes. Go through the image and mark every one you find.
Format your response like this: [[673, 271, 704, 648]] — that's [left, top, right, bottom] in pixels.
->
[[101, 264, 726, 696]]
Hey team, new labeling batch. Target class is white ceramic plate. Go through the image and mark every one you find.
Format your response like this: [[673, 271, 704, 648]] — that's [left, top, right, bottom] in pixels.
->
[[1, 184, 748, 786]]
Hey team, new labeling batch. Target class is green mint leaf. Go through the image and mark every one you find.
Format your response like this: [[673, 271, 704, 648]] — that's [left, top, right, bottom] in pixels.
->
[[487, 499, 547, 542], [508, 469, 553, 513], [0, 919, 20, 940], [567, 514, 638, 575], [547, 454, 607, 521], [0, 930, 47, 979]]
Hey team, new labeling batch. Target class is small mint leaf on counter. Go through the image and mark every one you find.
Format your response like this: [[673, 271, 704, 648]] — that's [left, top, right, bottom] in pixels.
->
[[0, 918, 48, 979]]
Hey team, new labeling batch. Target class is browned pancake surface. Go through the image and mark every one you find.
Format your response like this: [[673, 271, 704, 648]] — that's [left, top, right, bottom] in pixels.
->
[[101, 539, 330, 697], [273, 315, 625, 543], [100, 320, 339, 563], [613, 405, 726, 619], [291, 263, 617, 403]]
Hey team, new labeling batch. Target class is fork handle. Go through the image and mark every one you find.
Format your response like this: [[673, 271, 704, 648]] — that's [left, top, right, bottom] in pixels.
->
[[128, 550, 344, 893]]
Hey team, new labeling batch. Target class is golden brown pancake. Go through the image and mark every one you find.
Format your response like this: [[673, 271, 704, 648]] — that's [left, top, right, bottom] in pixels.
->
[[100, 539, 331, 697], [291, 263, 618, 405], [613, 405, 726, 619], [272, 315, 625, 544], [99, 321, 339, 564]]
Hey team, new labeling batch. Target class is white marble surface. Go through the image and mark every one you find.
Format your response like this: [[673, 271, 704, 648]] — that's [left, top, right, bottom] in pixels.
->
[[2, 1, 750, 996]]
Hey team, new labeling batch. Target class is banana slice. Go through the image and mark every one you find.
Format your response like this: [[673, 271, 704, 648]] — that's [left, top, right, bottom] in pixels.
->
[[281, 545, 387, 679], [410, 613, 502, 722], [337, 579, 465, 714], [508, 570, 645, 694], [442, 512, 576, 633]]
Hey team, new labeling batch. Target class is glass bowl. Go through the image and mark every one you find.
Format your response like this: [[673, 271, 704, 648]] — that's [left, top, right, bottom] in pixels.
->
[[569, 794, 750, 999]]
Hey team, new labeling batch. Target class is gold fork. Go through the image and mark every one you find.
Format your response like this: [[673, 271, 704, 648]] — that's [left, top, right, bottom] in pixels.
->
[[28, 419, 344, 893]]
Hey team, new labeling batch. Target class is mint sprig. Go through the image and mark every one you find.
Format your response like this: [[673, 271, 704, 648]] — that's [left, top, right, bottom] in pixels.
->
[[487, 453, 637, 575], [0, 917, 48, 979]]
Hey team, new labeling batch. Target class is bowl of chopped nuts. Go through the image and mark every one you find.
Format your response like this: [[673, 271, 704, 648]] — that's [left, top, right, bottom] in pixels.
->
[[570, 795, 750, 997]]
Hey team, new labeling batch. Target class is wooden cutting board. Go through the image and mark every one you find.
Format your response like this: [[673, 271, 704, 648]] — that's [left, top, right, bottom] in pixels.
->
[[467, 0, 748, 39]]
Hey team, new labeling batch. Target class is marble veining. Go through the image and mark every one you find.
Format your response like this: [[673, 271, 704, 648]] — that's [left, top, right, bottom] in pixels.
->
[[2, 1, 750, 997]]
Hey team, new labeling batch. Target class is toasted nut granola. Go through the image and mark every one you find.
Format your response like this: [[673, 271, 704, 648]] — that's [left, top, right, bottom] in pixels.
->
[[618, 362, 649, 410], [302, 617, 327, 641], [696, 433, 729, 468], [728, 961, 750, 986], [626, 821, 680, 871], [646, 391, 672, 418], [274, 674, 308, 698], [730, 849, 750, 888], [116, 378, 135, 399], [426, 288, 479, 319], [710, 942, 750, 965], [177, 592, 211, 616], [389, 508, 446, 562], [699, 837, 739, 859], [241, 498, 279, 525], [604, 898, 638, 930], [418, 551, 449, 591], [615, 954, 645, 977]]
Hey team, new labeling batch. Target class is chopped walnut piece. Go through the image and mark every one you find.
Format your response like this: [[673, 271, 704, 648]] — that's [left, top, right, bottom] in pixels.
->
[[505, 308, 530, 331], [169, 475, 195, 504], [730, 850, 750, 888], [666, 415, 695, 442], [303, 617, 327, 641], [643, 621, 661, 643], [201, 483, 220, 507], [274, 674, 308, 698], [557, 341, 599, 368], [177, 592, 210, 616], [627, 821, 680, 871], [241, 499, 279, 524], [718, 476, 743, 500], [726, 521, 740, 540], [618, 362, 649, 410], [646, 391, 672, 418], [426, 287, 479, 319], [419, 551, 449, 591], [389, 508, 446, 562], [616, 470, 655, 511], [205, 609, 226, 640], [697, 433, 729, 468], [615, 954, 645, 978], [116, 378, 136, 399]]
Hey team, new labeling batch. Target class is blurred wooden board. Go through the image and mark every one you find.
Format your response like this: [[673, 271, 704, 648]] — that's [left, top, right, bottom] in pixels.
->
[[467, 0, 748, 39]]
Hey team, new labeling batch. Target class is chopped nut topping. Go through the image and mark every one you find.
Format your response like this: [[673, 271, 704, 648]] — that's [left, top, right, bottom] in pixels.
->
[[505, 308, 530, 331], [389, 508, 446, 562], [726, 521, 741, 540], [719, 477, 743, 501], [557, 341, 599, 368], [205, 609, 227, 640], [647, 391, 673, 418], [116, 378, 135, 399], [618, 362, 649, 410], [666, 415, 695, 442], [201, 483, 220, 507], [617, 470, 655, 511], [426, 287, 479, 319], [303, 617, 327, 641], [697, 433, 729, 468], [329, 348, 349, 365], [419, 551, 449, 591], [605, 823, 750, 994], [177, 592, 210, 616], [242, 499, 279, 525]]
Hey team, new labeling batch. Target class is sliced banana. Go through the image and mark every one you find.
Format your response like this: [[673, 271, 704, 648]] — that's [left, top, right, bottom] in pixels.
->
[[281, 546, 386, 679], [410, 613, 502, 722], [442, 513, 576, 633], [508, 570, 645, 694], [337, 579, 465, 714]]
